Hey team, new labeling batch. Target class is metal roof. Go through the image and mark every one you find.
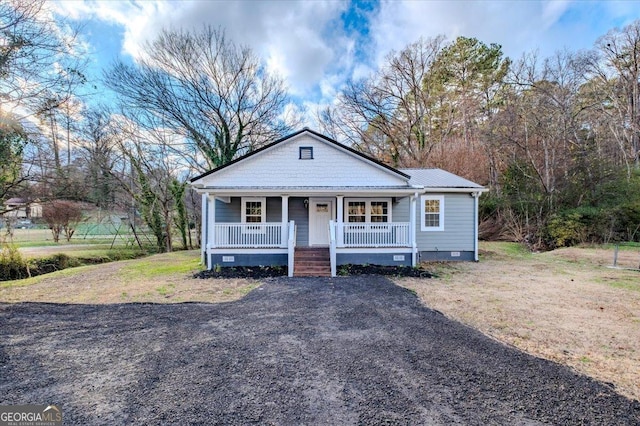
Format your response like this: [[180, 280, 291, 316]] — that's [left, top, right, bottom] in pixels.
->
[[400, 168, 484, 189]]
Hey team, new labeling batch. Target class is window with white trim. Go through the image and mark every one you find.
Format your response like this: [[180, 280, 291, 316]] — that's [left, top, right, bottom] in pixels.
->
[[421, 195, 444, 231], [347, 201, 366, 223], [370, 201, 389, 223], [242, 197, 266, 231], [345, 199, 391, 223]]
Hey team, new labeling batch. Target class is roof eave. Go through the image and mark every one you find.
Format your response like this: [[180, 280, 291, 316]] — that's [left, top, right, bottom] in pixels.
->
[[193, 186, 423, 196], [422, 187, 488, 193]]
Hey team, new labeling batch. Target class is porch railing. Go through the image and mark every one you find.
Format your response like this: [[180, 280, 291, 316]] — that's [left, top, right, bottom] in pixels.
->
[[213, 222, 286, 248], [338, 222, 410, 247]]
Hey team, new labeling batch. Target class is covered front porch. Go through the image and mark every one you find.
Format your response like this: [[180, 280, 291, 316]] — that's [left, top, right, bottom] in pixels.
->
[[201, 192, 419, 277]]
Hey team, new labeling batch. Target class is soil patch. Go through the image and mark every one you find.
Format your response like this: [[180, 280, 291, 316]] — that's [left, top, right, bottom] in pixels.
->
[[195, 265, 287, 279], [338, 264, 432, 277], [194, 264, 432, 279], [1, 276, 638, 424]]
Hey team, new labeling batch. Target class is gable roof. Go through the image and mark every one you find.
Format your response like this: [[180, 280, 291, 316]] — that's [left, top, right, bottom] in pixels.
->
[[401, 168, 485, 189], [190, 128, 409, 183]]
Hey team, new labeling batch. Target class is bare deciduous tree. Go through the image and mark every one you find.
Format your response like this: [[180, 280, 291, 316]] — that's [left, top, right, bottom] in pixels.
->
[[590, 20, 640, 172], [1, 0, 85, 115], [76, 107, 120, 209], [321, 37, 446, 167], [107, 25, 296, 171]]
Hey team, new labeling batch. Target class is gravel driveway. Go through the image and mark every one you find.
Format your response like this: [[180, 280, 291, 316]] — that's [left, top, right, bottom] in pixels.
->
[[1, 276, 638, 425]]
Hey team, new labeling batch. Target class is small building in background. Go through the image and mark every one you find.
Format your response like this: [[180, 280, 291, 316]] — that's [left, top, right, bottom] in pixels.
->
[[2, 198, 43, 219]]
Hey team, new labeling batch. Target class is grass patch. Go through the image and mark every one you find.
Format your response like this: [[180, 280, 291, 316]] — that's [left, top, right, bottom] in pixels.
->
[[595, 275, 640, 292], [77, 247, 149, 263], [121, 251, 202, 279], [12, 239, 117, 248], [238, 283, 259, 295], [579, 356, 592, 364], [156, 284, 176, 296], [602, 242, 640, 251], [493, 242, 532, 257]]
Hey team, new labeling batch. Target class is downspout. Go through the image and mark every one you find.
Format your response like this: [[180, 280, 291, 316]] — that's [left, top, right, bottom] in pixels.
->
[[472, 192, 481, 262]]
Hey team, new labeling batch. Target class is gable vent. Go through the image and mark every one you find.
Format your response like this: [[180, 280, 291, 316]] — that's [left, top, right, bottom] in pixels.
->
[[299, 146, 314, 160]]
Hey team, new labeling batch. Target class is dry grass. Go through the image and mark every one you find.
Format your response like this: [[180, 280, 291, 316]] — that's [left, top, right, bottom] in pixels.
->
[[0, 250, 257, 304], [395, 242, 640, 402]]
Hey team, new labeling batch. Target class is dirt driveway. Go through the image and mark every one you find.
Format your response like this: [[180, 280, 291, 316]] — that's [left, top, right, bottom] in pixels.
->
[[1, 276, 638, 425]]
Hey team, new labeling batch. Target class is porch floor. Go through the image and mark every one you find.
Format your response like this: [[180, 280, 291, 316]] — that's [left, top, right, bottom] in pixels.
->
[[294, 247, 331, 277]]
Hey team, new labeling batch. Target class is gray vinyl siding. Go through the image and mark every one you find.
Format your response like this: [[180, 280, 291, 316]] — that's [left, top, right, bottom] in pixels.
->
[[215, 197, 282, 223], [215, 198, 240, 222], [266, 197, 282, 222], [288, 197, 309, 246], [416, 193, 475, 252], [392, 197, 410, 222]]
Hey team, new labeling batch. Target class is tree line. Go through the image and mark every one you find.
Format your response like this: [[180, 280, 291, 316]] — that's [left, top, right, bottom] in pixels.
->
[[320, 28, 640, 248], [2, 0, 640, 251]]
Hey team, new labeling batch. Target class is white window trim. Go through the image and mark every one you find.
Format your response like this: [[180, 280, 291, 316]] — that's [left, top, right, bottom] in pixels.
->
[[344, 198, 392, 231], [421, 195, 444, 232], [241, 197, 266, 233]]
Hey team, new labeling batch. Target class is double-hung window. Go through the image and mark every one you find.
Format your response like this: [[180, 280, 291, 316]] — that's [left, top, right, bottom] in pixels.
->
[[347, 201, 367, 223], [345, 199, 391, 230], [370, 201, 389, 223], [421, 195, 444, 231]]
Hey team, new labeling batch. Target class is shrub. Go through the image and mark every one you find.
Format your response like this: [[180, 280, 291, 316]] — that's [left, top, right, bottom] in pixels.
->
[[42, 200, 84, 242], [29, 254, 81, 275], [546, 212, 587, 248], [0, 244, 29, 280]]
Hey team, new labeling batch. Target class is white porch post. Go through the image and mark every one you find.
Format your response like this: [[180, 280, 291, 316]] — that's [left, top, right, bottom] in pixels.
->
[[206, 194, 216, 270], [201, 193, 208, 265], [281, 195, 289, 248], [336, 195, 344, 247], [410, 193, 418, 267]]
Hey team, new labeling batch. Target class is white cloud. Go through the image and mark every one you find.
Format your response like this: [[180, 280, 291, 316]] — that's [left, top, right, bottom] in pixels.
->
[[49, 0, 640, 126], [53, 0, 351, 99], [542, 0, 571, 29], [369, 0, 640, 65]]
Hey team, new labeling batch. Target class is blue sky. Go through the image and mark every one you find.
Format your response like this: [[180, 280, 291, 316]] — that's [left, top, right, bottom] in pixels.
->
[[50, 0, 640, 123]]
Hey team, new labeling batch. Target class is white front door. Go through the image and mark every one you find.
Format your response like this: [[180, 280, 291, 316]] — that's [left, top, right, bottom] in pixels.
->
[[308, 198, 334, 246]]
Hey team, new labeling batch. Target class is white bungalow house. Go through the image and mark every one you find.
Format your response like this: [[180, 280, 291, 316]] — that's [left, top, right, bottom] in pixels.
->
[[190, 128, 486, 277]]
